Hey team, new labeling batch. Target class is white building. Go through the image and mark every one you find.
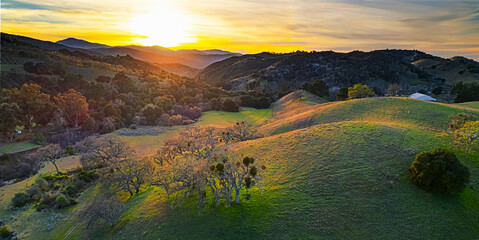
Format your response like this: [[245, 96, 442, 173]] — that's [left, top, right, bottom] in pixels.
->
[[409, 93, 436, 101]]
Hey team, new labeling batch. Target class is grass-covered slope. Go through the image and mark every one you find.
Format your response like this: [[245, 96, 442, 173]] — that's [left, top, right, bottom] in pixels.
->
[[93, 96, 478, 239], [260, 96, 479, 136], [3, 96, 478, 239], [0, 141, 40, 154], [456, 101, 479, 110], [92, 121, 479, 239]]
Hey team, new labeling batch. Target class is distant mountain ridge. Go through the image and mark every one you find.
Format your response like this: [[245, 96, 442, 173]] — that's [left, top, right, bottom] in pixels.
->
[[1, 33, 240, 69], [196, 50, 479, 96], [54, 37, 241, 68], [56, 38, 110, 49]]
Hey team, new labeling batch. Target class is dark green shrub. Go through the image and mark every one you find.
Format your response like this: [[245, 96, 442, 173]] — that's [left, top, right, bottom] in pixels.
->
[[129, 124, 138, 129], [222, 98, 239, 112], [336, 86, 349, 100], [78, 170, 98, 182], [240, 95, 256, 107], [35, 192, 56, 211], [65, 145, 75, 156], [34, 133, 46, 145], [11, 192, 31, 207], [409, 148, 470, 195], [302, 79, 329, 97], [61, 184, 78, 196], [0, 153, 12, 163], [26, 185, 41, 202], [255, 97, 270, 109], [55, 194, 70, 208], [0, 225, 13, 238]]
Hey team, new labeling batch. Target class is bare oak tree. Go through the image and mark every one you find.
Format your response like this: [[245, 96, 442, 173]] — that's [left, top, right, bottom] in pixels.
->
[[37, 144, 63, 175]]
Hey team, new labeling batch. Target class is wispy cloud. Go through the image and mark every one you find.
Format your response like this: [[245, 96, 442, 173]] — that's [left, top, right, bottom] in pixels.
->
[[1, 0, 478, 60]]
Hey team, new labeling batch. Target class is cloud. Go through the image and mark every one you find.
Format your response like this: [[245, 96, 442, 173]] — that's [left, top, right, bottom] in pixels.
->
[[1, 0, 478, 60], [1, 0, 54, 10]]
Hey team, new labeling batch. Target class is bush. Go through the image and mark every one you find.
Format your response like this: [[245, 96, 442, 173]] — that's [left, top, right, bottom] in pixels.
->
[[36, 193, 56, 211], [61, 184, 78, 196], [142, 104, 162, 125], [302, 79, 329, 97], [55, 194, 70, 208], [409, 148, 470, 195], [82, 116, 97, 131], [255, 97, 270, 109], [448, 113, 476, 132], [169, 115, 182, 126], [42, 172, 69, 181], [240, 95, 256, 107], [336, 86, 349, 100], [11, 192, 31, 207], [0, 225, 13, 238], [65, 145, 75, 156], [209, 98, 221, 111], [129, 124, 138, 130], [78, 170, 98, 182], [26, 185, 41, 202], [222, 98, 239, 112], [34, 133, 47, 145]]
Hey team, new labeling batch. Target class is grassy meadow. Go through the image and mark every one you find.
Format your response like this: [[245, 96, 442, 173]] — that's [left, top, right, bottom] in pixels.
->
[[0, 141, 40, 155]]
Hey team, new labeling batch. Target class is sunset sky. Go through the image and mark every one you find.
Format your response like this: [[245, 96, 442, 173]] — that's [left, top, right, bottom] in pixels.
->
[[1, 0, 479, 60]]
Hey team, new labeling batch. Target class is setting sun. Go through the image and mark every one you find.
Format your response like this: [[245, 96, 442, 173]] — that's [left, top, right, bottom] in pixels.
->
[[128, 3, 194, 47]]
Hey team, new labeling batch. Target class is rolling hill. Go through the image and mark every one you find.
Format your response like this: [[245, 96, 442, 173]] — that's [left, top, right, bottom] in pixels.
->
[[1, 33, 240, 70], [260, 92, 479, 136], [56, 38, 110, 49], [196, 50, 479, 96], [3, 93, 478, 239], [55, 37, 241, 69], [97, 95, 479, 239]]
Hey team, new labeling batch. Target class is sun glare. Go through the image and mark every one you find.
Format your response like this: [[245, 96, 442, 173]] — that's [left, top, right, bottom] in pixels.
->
[[128, 3, 194, 47]]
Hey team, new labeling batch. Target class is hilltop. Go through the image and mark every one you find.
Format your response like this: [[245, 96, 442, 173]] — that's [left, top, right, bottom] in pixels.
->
[[260, 93, 479, 136], [56, 38, 110, 49]]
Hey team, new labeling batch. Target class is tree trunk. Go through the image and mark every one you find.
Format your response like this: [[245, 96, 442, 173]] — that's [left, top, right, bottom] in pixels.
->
[[53, 162, 60, 175], [235, 191, 240, 205]]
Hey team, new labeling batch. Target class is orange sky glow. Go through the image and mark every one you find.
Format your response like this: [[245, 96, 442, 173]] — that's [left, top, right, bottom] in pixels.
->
[[1, 0, 478, 59]]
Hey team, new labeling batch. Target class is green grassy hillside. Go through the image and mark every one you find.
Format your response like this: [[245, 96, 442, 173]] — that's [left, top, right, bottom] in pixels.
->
[[91, 96, 478, 239], [456, 101, 479, 110], [86, 121, 479, 239], [0, 141, 40, 154], [260, 97, 479, 136], [2, 96, 478, 239]]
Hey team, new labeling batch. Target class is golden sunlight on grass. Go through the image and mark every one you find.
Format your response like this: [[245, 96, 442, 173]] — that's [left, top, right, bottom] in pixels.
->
[[128, 2, 195, 47]]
